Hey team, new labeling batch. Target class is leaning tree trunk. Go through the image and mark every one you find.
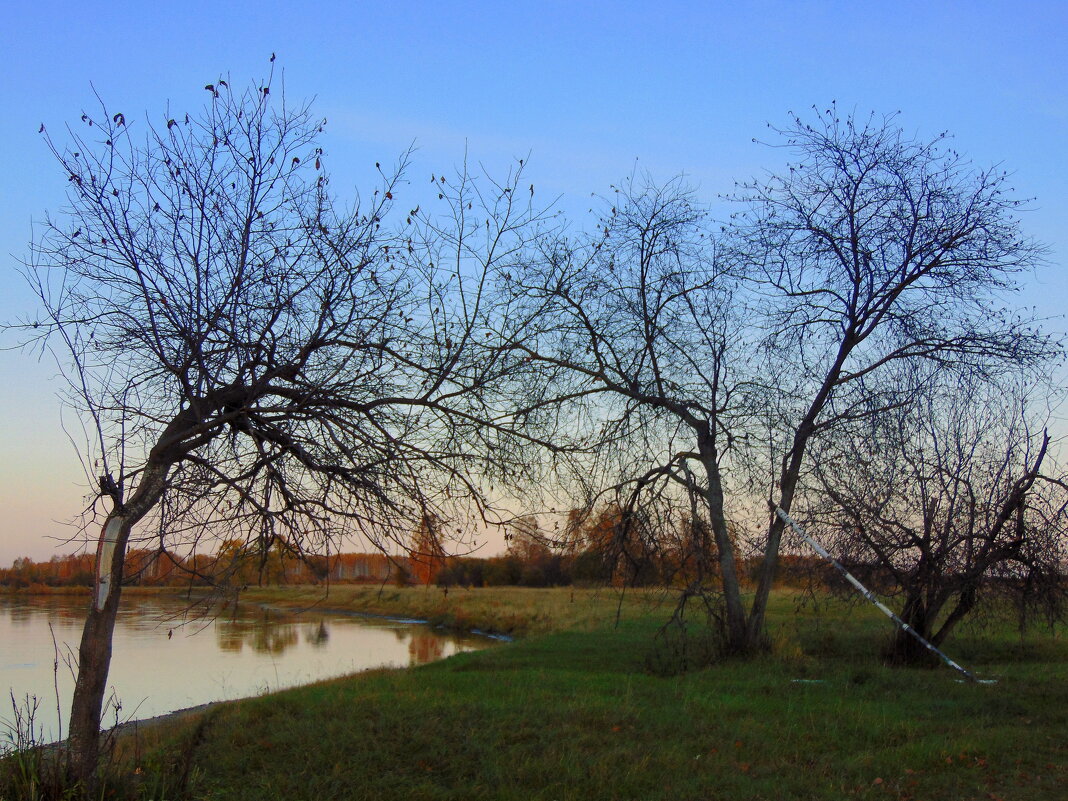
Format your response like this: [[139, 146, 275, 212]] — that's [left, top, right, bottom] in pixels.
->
[[744, 463, 801, 652], [747, 339, 856, 652], [746, 404, 830, 650], [67, 460, 169, 788], [67, 513, 133, 786]]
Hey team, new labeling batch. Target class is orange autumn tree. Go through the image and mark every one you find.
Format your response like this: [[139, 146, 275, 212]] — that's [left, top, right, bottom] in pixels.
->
[[408, 514, 446, 585], [567, 503, 660, 586]]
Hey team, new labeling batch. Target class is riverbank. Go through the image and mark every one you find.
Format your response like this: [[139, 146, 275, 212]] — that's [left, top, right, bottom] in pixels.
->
[[5, 588, 1066, 800], [90, 584, 606, 742], [232, 584, 667, 638]]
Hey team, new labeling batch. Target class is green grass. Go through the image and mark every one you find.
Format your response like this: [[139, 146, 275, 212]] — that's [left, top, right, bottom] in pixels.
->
[[4, 587, 1064, 799], [120, 588, 1067, 801]]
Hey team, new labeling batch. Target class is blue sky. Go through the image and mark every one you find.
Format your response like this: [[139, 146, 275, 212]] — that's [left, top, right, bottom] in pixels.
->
[[1, 1, 1065, 563]]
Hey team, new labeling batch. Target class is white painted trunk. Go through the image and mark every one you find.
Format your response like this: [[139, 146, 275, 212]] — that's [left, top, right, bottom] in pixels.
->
[[94, 516, 125, 610]]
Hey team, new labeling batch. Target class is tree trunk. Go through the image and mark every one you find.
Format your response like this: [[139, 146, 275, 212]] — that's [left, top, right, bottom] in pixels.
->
[[745, 467, 800, 651], [698, 441, 748, 653], [747, 337, 857, 651], [883, 594, 941, 667], [66, 459, 168, 787], [67, 513, 132, 787], [931, 585, 978, 648]]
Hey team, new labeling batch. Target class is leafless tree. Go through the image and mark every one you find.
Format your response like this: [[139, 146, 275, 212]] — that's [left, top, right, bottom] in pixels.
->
[[733, 105, 1055, 649], [20, 71, 552, 784], [500, 175, 758, 649], [804, 372, 1068, 665], [506, 107, 1055, 656]]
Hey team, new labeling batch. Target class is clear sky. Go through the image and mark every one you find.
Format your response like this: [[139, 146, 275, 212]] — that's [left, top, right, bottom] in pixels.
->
[[1, 0, 1065, 565]]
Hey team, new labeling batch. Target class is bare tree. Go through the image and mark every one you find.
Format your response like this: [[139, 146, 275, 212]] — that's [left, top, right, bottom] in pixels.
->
[[805, 372, 1068, 665], [733, 106, 1055, 649], [506, 107, 1054, 655], [500, 175, 758, 650], [20, 71, 549, 784]]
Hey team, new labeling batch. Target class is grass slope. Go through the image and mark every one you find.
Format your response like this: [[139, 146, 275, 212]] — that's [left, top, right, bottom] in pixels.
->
[[132, 589, 1066, 801]]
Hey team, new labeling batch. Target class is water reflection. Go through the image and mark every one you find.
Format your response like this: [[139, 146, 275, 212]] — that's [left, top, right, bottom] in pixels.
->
[[215, 618, 300, 655], [307, 621, 329, 648], [408, 631, 445, 665], [6, 595, 89, 626], [1, 595, 496, 741]]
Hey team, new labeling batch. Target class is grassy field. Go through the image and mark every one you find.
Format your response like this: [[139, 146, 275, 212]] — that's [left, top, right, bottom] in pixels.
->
[[6, 586, 1067, 800]]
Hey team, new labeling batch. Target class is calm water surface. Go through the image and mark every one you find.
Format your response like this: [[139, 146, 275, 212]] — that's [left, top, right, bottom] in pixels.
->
[[1, 594, 494, 741]]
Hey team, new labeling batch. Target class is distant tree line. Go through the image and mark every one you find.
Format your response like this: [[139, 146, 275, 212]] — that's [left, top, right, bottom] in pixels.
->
[[0, 547, 401, 589], [1, 512, 840, 591]]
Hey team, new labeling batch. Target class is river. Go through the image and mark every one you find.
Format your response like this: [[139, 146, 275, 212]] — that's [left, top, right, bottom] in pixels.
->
[[0, 593, 494, 742]]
